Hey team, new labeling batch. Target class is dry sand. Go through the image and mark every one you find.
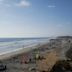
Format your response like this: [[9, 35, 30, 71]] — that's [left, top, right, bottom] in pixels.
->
[[37, 50, 59, 72], [0, 42, 62, 72]]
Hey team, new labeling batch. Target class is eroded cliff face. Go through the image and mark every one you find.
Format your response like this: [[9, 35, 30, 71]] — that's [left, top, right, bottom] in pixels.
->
[[48, 36, 72, 59], [50, 60, 72, 72]]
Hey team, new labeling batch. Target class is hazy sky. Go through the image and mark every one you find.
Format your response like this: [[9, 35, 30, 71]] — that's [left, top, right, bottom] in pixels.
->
[[0, 0, 72, 37]]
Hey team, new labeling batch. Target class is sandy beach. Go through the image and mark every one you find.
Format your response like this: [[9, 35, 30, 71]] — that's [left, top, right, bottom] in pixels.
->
[[0, 36, 72, 72], [0, 43, 41, 60], [0, 41, 60, 72], [0, 41, 52, 72]]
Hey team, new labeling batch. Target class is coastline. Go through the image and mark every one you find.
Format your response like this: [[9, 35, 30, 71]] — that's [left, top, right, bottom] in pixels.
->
[[0, 36, 72, 72], [0, 43, 44, 60]]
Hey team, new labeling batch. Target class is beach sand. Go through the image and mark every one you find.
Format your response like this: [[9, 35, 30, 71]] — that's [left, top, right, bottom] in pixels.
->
[[37, 51, 59, 72], [0, 37, 71, 72], [0, 43, 49, 72], [0, 44, 39, 60]]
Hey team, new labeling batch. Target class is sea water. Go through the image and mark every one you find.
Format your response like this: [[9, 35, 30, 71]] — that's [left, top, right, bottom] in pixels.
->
[[0, 38, 49, 55]]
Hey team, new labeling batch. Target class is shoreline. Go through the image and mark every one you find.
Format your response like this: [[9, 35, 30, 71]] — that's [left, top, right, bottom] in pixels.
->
[[0, 43, 44, 60]]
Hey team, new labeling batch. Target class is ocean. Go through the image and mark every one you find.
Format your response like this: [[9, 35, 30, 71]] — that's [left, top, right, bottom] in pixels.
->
[[0, 38, 49, 55]]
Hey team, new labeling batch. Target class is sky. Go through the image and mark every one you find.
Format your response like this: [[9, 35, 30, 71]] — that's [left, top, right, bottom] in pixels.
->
[[0, 0, 72, 37]]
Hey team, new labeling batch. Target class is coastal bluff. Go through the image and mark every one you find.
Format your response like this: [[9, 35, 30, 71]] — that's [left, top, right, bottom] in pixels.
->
[[0, 36, 72, 72]]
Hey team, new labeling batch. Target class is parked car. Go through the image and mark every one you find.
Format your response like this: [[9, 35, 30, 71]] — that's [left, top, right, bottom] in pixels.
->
[[0, 64, 7, 71]]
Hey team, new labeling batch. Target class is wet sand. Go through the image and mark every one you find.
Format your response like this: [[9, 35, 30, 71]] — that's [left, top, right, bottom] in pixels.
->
[[0, 44, 39, 60]]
